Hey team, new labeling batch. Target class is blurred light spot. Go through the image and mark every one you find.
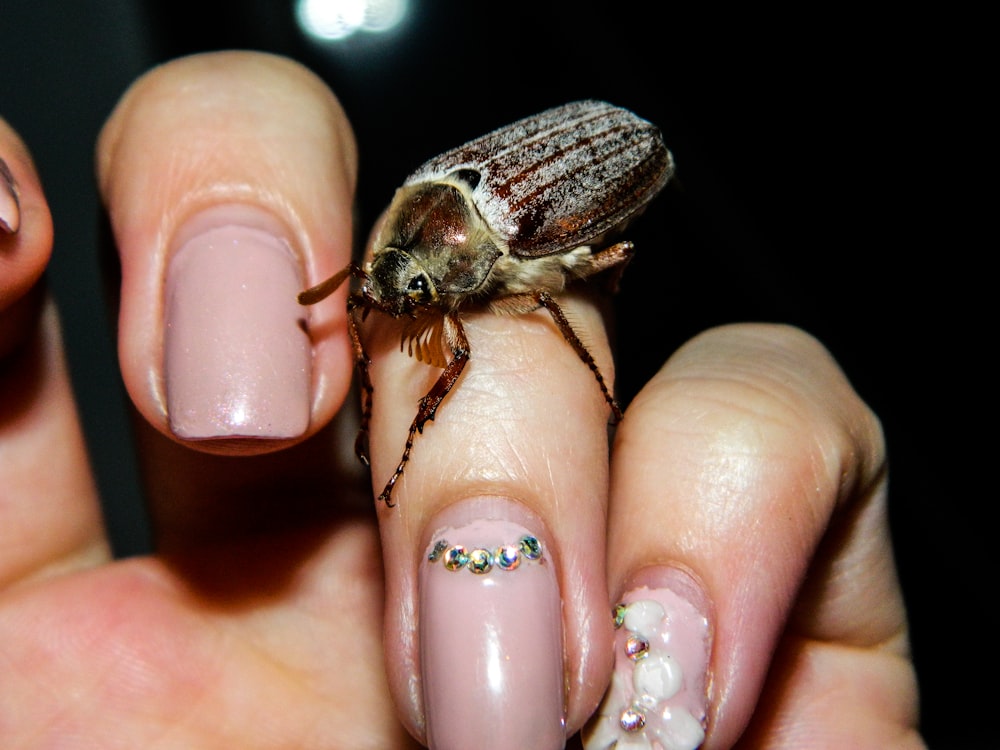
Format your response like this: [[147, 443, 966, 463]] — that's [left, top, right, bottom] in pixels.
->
[[295, 0, 408, 41]]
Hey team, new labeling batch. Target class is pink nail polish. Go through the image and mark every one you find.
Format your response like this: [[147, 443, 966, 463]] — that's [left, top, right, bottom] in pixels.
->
[[1, 158, 20, 234], [585, 568, 712, 750], [164, 206, 311, 439], [420, 497, 565, 750]]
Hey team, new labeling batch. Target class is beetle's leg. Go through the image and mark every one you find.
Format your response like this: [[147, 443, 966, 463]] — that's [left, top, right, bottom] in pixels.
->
[[346, 297, 374, 466], [577, 240, 635, 292], [534, 291, 625, 423], [379, 311, 470, 506], [300, 269, 377, 463]]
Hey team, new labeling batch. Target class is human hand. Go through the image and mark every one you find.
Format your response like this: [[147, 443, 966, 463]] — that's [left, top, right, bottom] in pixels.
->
[[0, 52, 923, 748], [1, 52, 413, 748]]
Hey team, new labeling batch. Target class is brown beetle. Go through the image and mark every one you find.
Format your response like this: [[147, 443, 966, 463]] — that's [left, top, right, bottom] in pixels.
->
[[300, 100, 673, 505]]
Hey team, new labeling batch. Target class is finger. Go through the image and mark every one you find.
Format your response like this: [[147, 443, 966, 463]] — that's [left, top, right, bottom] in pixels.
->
[[362, 292, 617, 747], [0, 120, 108, 587], [95, 52, 358, 541], [586, 324, 919, 749], [1, 120, 45, 354], [1, 58, 417, 746], [97, 50, 356, 457]]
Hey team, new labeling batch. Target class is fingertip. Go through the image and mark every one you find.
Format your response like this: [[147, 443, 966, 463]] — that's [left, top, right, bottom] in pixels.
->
[[367, 303, 619, 743], [95, 52, 358, 452], [1, 120, 53, 291], [96, 51, 359, 202], [1, 121, 53, 356], [602, 323, 895, 749], [0, 122, 109, 582], [1, 155, 21, 235]]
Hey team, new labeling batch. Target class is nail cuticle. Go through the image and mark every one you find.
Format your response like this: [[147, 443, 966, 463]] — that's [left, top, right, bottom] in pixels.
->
[[168, 203, 304, 263]]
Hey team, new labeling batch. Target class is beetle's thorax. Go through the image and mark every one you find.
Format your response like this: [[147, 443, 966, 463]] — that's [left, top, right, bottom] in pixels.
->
[[366, 181, 504, 314]]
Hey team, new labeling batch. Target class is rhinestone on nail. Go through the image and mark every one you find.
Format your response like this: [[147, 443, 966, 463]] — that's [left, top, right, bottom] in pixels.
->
[[624, 634, 650, 661], [442, 545, 469, 570], [428, 539, 449, 562], [613, 602, 628, 629], [495, 544, 521, 570], [519, 534, 542, 560], [468, 548, 493, 574], [619, 706, 646, 732]]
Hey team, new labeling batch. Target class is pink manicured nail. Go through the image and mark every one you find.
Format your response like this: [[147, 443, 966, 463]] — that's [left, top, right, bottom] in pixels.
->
[[164, 206, 311, 439], [585, 568, 712, 750], [420, 497, 565, 750], [1, 158, 20, 234]]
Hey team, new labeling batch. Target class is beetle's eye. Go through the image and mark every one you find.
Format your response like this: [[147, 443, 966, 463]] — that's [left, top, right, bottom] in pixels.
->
[[407, 274, 430, 299]]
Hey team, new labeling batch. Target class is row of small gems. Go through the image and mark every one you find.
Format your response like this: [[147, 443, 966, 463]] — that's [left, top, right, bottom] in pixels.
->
[[427, 534, 543, 574]]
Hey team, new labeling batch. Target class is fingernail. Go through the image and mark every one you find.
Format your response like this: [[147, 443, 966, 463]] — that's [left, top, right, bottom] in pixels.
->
[[420, 497, 565, 750], [585, 567, 712, 750], [1, 158, 20, 234], [164, 205, 311, 439]]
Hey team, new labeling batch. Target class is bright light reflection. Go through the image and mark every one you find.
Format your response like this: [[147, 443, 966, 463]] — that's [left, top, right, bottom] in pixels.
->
[[295, 0, 408, 41], [484, 622, 505, 694]]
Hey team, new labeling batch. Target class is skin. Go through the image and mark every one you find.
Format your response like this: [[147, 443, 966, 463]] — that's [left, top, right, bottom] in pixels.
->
[[0, 52, 924, 748]]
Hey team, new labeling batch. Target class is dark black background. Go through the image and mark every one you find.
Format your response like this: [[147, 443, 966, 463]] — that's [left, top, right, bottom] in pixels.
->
[[2, 1, 983, 746]]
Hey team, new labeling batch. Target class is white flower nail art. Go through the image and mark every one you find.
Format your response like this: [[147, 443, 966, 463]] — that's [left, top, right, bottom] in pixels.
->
[[586, 594, 709, 750]]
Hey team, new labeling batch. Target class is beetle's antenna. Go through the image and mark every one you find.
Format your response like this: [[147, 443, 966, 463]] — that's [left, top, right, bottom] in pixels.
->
[[299, 263, 365, 305]]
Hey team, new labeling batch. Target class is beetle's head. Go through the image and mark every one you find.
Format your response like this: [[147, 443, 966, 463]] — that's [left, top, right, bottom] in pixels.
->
[[364, 182, 503, 316], [365, 247, 437, 315]]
